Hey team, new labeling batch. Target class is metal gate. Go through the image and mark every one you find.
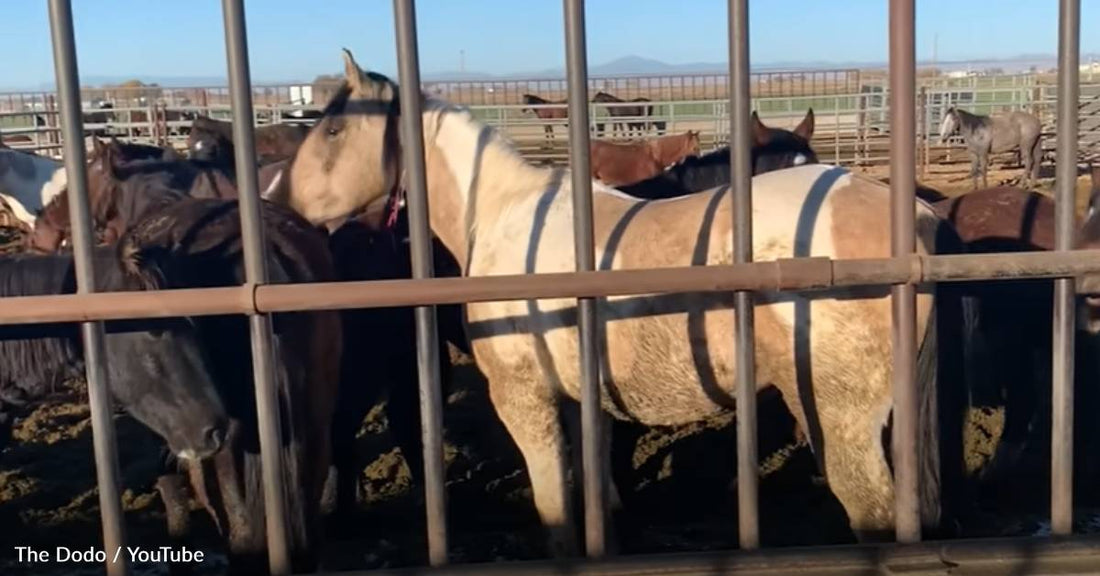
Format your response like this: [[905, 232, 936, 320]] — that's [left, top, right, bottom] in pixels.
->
[[22, 0, 1097, 574]]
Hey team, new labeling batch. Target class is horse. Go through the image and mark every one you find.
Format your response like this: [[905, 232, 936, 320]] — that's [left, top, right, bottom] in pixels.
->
[[120, 197, 342, 574], [279, 49, 980, 554], [615, 109, 816, 199], [937, 106, 1043, 191], [588, 130, 700, 187], [323, 207, 469, 533], [520, 94, 568, 140], [0, 147, 64, 228], [0, 246, 229, 460], [1079, 165, 1100, 331], [928, 181, 1100, 507], [28, 138, 238, 253], [592, 91, 659, 137], [187, 115, 311, 166]]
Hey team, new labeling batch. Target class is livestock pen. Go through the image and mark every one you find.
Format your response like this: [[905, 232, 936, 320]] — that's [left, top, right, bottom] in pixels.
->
[[3, 0, 1099, 575]]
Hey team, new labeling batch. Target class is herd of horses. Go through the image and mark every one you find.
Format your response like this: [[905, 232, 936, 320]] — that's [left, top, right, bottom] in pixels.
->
[[0, 48, 1097, 573]]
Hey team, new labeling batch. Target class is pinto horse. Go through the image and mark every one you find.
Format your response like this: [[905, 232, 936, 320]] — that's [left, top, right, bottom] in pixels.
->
[[121, 198, 341, 574], [28, 138, 238, 252], [589, 130, 700, 187], [616, 109, 816, 199], [279, 50, 980, 553]]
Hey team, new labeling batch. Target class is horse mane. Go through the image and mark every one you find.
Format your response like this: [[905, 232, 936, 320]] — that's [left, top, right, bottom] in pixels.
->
[[420, 97, 548, 239]]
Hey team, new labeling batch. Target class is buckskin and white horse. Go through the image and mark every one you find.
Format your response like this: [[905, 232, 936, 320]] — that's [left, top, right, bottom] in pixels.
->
[[275, 50, 978, 555]]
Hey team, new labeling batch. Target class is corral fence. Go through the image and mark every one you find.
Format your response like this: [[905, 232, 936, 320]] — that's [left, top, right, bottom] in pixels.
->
[[15, 1, 1100, 576], [5, 77, 1100, 171]]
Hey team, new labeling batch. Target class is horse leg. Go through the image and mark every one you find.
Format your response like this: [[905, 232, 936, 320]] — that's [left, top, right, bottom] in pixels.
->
[[783, 388, 895, 541], [982, 151, 990, 189], [156, 471, 195, 576], [968, 153, 980, 190], [487, 371, 577, 556]]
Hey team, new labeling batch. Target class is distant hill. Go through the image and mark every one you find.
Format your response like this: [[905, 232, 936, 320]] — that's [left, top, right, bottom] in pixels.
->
[[6, 52, 1098, 92]]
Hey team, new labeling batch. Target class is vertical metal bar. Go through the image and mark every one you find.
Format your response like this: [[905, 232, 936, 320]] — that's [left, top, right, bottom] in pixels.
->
[[46, 3, 129, 575], [1051, 0, 1079, 536], [728, 0, 759, 551], [563, 0, 606, 558], [889, 0, 920, 544], [392, 0, 449, 565], [219, 2, 292, 574]]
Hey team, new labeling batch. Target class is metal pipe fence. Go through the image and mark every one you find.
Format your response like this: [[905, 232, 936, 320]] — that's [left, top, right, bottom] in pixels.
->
[[14, 0, 1090, 574], [7, 86, 1097, 168]]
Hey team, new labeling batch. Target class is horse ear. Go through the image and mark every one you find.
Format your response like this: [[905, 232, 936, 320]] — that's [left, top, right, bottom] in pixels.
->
[[342, 48, 366, 93], [91, 136, 107, 158], [794, 108, 815, 141], [751, 111, 769, 146]]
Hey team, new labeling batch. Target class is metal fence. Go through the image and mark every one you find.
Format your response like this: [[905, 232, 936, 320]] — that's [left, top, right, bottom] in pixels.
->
[[6, 83, 1100, 170], [18, 0, 1098, 575]]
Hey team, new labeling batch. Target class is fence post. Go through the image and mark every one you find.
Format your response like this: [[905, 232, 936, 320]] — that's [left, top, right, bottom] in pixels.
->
[[563, 0, 607, 557], [728, 0, 759, 550], [45, 2, 130, 575], [219, 1, 293, 573], [392, 0, 450, 566], [888, 0, 920, 544], [1051, 0, 1080, 537]]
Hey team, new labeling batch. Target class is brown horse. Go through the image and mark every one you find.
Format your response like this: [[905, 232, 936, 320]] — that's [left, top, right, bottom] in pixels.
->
[[28, 138, 239, 252], [279, 50, 982, 553], [927, 181, 1100, 508], [589, 130, 700, 187], [521, 94, 568, 140], [122, 198, 342, 574]]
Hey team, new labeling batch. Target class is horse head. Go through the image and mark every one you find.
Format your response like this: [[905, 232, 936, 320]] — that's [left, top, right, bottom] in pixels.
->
[[938, 107, 959, 144], [680, 130, 701, 159], [750, 109, 818, 175], [284, 48, 402, 228], [1075, 163, 1100, 333], [187, 116, 235, 165]]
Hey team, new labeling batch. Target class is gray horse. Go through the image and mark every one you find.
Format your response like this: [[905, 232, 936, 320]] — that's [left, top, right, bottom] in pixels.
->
[[938, 106, 1043, 190]]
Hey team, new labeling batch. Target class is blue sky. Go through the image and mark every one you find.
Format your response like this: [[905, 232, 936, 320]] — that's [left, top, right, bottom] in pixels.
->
[[1, 1, 1097, 89]]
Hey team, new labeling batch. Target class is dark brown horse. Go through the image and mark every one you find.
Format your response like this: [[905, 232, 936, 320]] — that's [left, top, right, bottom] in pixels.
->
[[588, 130, 700, 187], [0, 246, 229, 458], [323, 207, 468, 535], [187, 115, 311, 166], [520, 94, 568, 139], [122, 198, 342, 574], [28, 138, 238, 252], [592, 91, 659, 137], [927, 183, 1100, 509]]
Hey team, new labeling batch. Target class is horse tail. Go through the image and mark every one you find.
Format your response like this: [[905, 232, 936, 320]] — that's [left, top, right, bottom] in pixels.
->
[[915, 217, 974, 538]]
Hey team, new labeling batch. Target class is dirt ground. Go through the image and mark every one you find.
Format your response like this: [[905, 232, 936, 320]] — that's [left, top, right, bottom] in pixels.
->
[[0, 160, 1098, 574]]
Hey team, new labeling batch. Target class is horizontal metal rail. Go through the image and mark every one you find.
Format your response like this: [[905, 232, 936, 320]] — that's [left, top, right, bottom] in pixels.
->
[[319, 534, 1100, 576], [0, 249, 1098, 326]]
